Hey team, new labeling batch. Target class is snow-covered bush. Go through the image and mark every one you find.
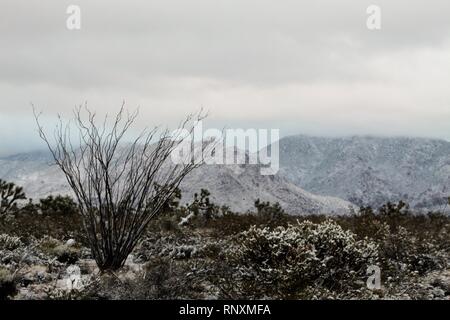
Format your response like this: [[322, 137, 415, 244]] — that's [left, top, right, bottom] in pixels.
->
[[378, 225, 447, 277], [37, 236, 79, 264], [169, 245, 198, 259], [0, 234, 22, 251], [227, 220, 379, 298], [0, 234, 25, 267]]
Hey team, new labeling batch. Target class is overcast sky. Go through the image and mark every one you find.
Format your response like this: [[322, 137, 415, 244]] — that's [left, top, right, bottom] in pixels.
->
[[1, 0, 450, 156]]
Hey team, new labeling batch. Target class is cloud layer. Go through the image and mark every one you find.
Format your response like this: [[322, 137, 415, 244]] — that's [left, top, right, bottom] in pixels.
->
[[1, 0, 450, 155]]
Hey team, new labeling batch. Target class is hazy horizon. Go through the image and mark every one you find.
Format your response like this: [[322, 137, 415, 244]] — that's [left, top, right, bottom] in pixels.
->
[[2, 131, 449, 158]]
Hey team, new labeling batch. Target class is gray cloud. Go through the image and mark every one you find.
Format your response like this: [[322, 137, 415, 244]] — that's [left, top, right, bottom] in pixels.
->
[[1, 0, 450, 155]]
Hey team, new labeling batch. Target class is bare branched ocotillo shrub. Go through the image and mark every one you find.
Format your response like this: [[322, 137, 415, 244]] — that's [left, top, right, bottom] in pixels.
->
[[34, 104, 210, 271]]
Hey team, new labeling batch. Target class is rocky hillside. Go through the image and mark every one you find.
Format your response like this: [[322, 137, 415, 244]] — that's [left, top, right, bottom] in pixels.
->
[[0, 149, 351, 215], [3, 135, 450, 214], [278, 135, 450, 209]]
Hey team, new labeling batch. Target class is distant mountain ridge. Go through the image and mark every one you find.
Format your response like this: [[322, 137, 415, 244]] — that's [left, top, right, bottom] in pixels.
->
[[0, 148, 351, 215], [1, 135, 449, 214], [278, 135, 450, 209]]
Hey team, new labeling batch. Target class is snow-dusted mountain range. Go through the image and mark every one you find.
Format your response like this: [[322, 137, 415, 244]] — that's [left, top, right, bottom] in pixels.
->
[[278, 135, 450, 209], [0, 148, 351, 215], [1, 135, 450, 214]]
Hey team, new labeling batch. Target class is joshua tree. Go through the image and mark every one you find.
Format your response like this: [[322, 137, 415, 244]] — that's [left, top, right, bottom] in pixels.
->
[[0, 180, 26, 215], [35, 104, 209, 271]]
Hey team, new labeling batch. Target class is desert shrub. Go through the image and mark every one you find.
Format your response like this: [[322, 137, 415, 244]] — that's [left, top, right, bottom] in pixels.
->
[[197, 242, 222, 259], [0, 205, 84, 244], [39, 195, 78, 216], [52, 245, 79, 264], [37, 236, 62, 253], [37, 236, 79, 264], [160, 216, 178, 232], [254, 199, 285, 221], [337, 203, 449, 281], [165, 245, 197, 260], [75, 257, 206, 300], [206, 211, 293, 237], [0, 234, 23, 251], [153, 214, 181, 233], [224, 220, 379, 299], [0, 236, 28, 266], [0, 267, 17, 300], [377, 224, 447, 277], [158, 186, 182, 214], [185, 189, 221, 222], [138, 257, 206, 299], [340, 202, 449, 244], [134, 232, 186, 261]]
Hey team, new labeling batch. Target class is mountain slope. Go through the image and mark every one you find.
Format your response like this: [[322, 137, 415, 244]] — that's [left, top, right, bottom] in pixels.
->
[[179, 162, 351, 214], [278, 135, 450, 208], [0, 149, 351, 215], [5, 134, 448, 213]]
